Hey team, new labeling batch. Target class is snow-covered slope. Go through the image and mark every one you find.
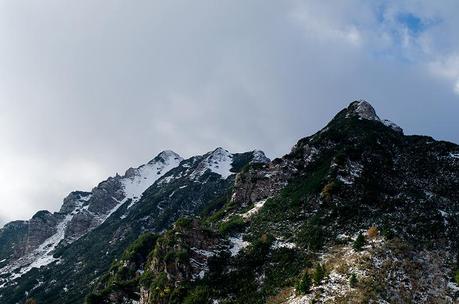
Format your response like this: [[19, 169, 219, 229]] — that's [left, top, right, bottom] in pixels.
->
[[122, 150, 183, 204], [190, 147, 234, 180]]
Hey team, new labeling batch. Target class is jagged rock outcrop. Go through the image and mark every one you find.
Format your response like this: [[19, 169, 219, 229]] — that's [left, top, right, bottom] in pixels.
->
[[24, 211, 60, 254]]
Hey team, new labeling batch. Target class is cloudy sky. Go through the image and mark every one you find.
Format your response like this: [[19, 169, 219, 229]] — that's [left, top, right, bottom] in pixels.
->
[[1, 0, 459, 226]]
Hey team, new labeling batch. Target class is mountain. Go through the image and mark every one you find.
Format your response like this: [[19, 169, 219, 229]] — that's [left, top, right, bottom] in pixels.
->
[[0, 148, 268, 303], [1, 100, 458, 304], [87, 101, 459, 304]]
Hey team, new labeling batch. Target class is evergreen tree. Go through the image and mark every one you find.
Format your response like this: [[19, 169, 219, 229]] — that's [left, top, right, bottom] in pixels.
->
[[349, 273, 358, 288], [296, 271, 312, 294], [312, 263, 325, 285], [353, 232, 366, 251]]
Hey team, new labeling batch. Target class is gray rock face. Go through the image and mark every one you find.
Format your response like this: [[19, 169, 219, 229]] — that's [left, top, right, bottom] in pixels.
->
[[63, 211, 98, 244], [25, 211, 60, 254], [59, 191, 91, 214], [87, 176, 125, 216], [0, 221, 28, 261], [347, 100, 380, 120], [232, 160, 291, 206]]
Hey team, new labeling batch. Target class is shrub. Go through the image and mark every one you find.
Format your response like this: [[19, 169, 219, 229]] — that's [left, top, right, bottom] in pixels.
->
[[297, 217, 324, 251], [183, 286, 210, 304], [175, 217, 192, 229], [367, 226, 378, 238], [381, 226, 394, 240], [218, 215, 245, 235], [353, 233, 365, 251], [321, 182, 335, 200], [349, 273, 358, 288], [296, 271, 312, 294], [312, 264, 325, 285]]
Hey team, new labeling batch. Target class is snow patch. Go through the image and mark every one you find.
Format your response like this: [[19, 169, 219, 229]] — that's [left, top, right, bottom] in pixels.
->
[[448, 282, 459, 292], [241, 199, 267, 219], [382, 119, 403, 133], [191, 248, 216, 258], [272, 240, 296, 249], [228, 235, 249, 256]]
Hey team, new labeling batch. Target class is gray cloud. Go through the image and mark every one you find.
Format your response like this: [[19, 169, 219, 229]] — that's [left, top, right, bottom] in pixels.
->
[[1, 0, 458, 225]]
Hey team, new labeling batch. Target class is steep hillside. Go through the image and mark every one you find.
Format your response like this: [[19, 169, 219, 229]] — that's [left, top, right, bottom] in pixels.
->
[[87, 101, 459, 304], [0, 148, 268, 304]]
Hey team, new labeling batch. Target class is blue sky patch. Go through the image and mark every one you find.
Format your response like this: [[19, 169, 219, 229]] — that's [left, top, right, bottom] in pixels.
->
[[397, 13, 425, 34]]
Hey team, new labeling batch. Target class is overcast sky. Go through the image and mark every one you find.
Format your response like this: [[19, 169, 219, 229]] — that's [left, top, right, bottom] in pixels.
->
[[1, 0, 459, 226]]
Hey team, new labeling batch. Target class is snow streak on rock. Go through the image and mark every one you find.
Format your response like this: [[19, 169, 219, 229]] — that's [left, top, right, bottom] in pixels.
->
[[0, 194, 91, 285], [241, 199, 267, 219]]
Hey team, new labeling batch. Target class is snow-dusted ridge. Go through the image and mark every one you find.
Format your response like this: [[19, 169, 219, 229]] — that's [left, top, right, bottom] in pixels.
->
[[122, 150, 183, 206], [100, 150, 183, 221], [0, 151, 183, 286], [190, 147, 234, 180]]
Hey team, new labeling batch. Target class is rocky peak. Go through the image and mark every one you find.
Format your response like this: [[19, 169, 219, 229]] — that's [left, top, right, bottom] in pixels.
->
[[251, 150, 270, 164], [208, 147, 232, 163], [148, 150, 182, 165], [346, 100, 380, 120], [340, 100, 403, 133], [189, 147, 234, 180]]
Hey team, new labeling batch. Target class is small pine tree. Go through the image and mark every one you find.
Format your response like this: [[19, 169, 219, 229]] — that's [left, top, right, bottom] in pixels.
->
[[353, 232, 366, 251], [296, 271, 312, 294], [312, 263, 325, 285], [349, 273, 358, 288]]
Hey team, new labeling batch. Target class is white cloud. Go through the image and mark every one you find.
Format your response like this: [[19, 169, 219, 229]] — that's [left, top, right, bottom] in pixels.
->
[[429, 54, 459, 95]]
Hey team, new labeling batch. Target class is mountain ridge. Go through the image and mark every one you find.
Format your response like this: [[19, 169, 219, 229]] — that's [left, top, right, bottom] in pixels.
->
[[1, 100, 458, 303], [85, 100, 458, 304], [0, 147, 268, 303]]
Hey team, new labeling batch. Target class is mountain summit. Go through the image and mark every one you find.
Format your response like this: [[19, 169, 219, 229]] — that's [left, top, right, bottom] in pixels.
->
[[0, 101, 458, 304], [337, 100, 403, 133]]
